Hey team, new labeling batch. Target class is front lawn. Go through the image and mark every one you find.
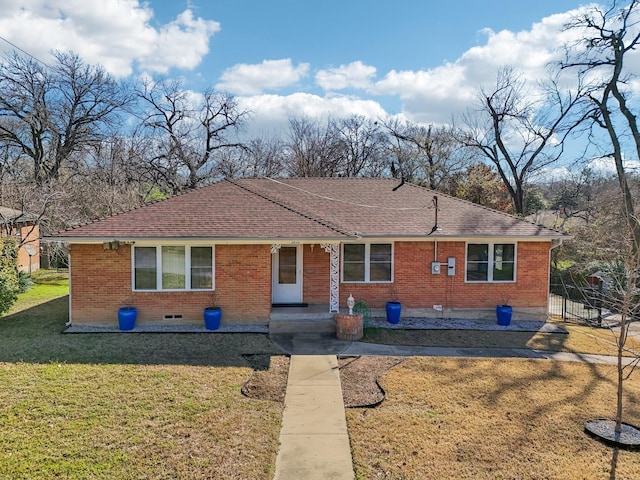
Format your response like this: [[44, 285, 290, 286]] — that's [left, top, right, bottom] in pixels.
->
[[5, 273, 640, 478], [0, 271, 284, 479], [348, 357, 640, 479]]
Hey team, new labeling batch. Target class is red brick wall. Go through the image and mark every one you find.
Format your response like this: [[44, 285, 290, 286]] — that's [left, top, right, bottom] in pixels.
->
[[303, 244, 330, 304], [70, 243, 272, 326], [69, 240, 551, 326], [17, 224, 40, 273], [215, 244, 272, 321], [338, 241, 550, 310], [1, 223, 41, 273]]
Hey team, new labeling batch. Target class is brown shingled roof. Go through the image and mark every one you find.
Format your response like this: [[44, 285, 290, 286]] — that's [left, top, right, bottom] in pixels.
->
[[49, 178, 566, 241]]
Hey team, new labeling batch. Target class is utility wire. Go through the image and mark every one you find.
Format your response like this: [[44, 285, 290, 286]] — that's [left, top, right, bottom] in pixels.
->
[[0, 34, 147, 122], [259, 176, 437, 211], [0, 35, 52, 69]]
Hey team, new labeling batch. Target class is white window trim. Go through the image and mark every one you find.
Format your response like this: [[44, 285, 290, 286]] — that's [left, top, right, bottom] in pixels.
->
[[341, 242, 394, 284], [465, 242, 517, 283], [132, 244, 215, 291]]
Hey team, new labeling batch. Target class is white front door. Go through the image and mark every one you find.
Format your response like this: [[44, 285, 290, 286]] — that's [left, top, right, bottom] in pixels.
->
[[272, 246, 302, 304]]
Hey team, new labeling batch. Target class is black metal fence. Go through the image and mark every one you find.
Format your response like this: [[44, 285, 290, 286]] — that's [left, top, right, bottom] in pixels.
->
[[549, 282, 603, 325]]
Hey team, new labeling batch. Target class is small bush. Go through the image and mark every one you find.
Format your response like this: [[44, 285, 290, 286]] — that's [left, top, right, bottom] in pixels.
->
[[17, 271, 33, 293], [0, 237, 20, 315]]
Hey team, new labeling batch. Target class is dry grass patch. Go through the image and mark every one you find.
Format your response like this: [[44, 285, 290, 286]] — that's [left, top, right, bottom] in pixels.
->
[[347, 357, 640, 480], [0, 361, 283, 479], [542, 322, 640, 356]]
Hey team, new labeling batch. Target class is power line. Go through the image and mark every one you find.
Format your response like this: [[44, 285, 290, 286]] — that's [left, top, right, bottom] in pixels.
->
[[0, 35, 52, 69], [259, 176, 437, 211]]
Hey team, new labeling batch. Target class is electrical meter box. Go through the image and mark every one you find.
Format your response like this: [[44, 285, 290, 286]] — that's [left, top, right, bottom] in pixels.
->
[[431, 262, 441, 274], [447, 257, 456, 276]]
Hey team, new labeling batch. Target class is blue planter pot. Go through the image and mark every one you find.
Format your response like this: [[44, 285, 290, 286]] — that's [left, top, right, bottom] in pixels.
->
[[118, 306, 137, 331], [204, 307, 222, 330], [386, 301, 402, 324], [496, 305, 512, 326]]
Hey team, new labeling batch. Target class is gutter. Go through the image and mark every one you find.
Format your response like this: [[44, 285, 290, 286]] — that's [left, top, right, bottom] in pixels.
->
[[550, 238, 564, 250], [41, 236, 350, 245], [43, 233, 570, 245]]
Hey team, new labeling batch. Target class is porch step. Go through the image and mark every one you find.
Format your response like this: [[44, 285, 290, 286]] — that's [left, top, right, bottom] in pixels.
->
[[269, 305, 336, 334], [269, 317, 336, 334]]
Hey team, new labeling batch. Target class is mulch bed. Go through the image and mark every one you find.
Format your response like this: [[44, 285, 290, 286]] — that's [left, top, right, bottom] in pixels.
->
[[241, 354, 290, 402], [241, 355, 404, 407]]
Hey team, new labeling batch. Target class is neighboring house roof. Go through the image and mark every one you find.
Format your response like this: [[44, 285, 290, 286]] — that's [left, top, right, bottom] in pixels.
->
[[48, 178, 567, 242], [0, 206, 39, 224]]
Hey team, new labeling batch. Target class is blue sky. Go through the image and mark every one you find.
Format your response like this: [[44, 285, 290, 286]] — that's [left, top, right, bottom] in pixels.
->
[[0, 0, 637, 174], [173, 0, 585, 84], [148, 1, 589, 114]]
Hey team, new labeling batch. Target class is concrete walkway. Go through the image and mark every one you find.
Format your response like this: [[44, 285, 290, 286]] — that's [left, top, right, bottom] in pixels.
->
[[269, 333, 634, 365], [274, 355, 354, 480], [268, 331, 637, 479]]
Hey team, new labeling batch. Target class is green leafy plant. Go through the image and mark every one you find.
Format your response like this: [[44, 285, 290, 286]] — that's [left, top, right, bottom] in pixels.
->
[[0, 237, 20, 315], [17, 271, 33, 294]]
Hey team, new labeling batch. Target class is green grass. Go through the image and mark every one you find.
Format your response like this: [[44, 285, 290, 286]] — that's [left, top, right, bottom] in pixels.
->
[[8, 270, 69, 312], [0, 270, 284, 479]]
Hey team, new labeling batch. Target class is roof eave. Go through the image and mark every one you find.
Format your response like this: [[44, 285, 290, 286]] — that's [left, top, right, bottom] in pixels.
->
[[44, 232, 572, 244], [42, 235, 353, 244], [356, 233, 571, 241]]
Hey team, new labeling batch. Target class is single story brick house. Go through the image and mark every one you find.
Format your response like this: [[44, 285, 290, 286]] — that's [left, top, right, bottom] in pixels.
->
[[1, 206, 41, 274], [48, 178, 567, 331]]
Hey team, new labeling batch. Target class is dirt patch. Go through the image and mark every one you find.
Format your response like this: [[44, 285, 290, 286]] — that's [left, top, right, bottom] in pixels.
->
[[339, 356, 405, 407], [241, 354, 404, 407], [241, 354, 290, 402]]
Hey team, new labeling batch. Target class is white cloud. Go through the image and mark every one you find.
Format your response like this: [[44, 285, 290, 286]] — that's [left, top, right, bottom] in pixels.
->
[[588, 156, 640, 176], [137, 9, 220, 74], [0, 0, 219, 76], [231, 5, 598, 137], [216, 59, 310, 95], [530, 165, 573, 182], [372, 63, 473, 123], [4, 1, 636, 146], [371, 7, 592, 124], [238, 92, 389, 138], [315, 61, 377, 91], [534, 155, 640, 183]]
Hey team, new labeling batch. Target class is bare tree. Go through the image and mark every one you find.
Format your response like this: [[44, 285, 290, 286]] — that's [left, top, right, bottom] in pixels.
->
[[560, 0, 640, 461], [383, 119, 468, 189], [576, 223, 640, 477], [283, 116, 343, 177], [76, 137, 163, 215], [331, 115, 386, 177], [137, 78, 249, 191], [0, 51, 131, 186], [242, 137, 286, 178], [381, 118, 418, 182], [561, 0, 640, 252], [460, 67, 581, 214]]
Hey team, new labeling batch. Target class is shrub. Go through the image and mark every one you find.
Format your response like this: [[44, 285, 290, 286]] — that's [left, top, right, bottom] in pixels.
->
[[0, 237, 20, 315], [17, 271, 33, 293]]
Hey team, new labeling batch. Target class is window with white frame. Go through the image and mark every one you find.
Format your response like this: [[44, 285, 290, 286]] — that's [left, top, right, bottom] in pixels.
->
[[133, 245, 214, 291], [466, 243, 515, 282], [342, 243, 392, 283]]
